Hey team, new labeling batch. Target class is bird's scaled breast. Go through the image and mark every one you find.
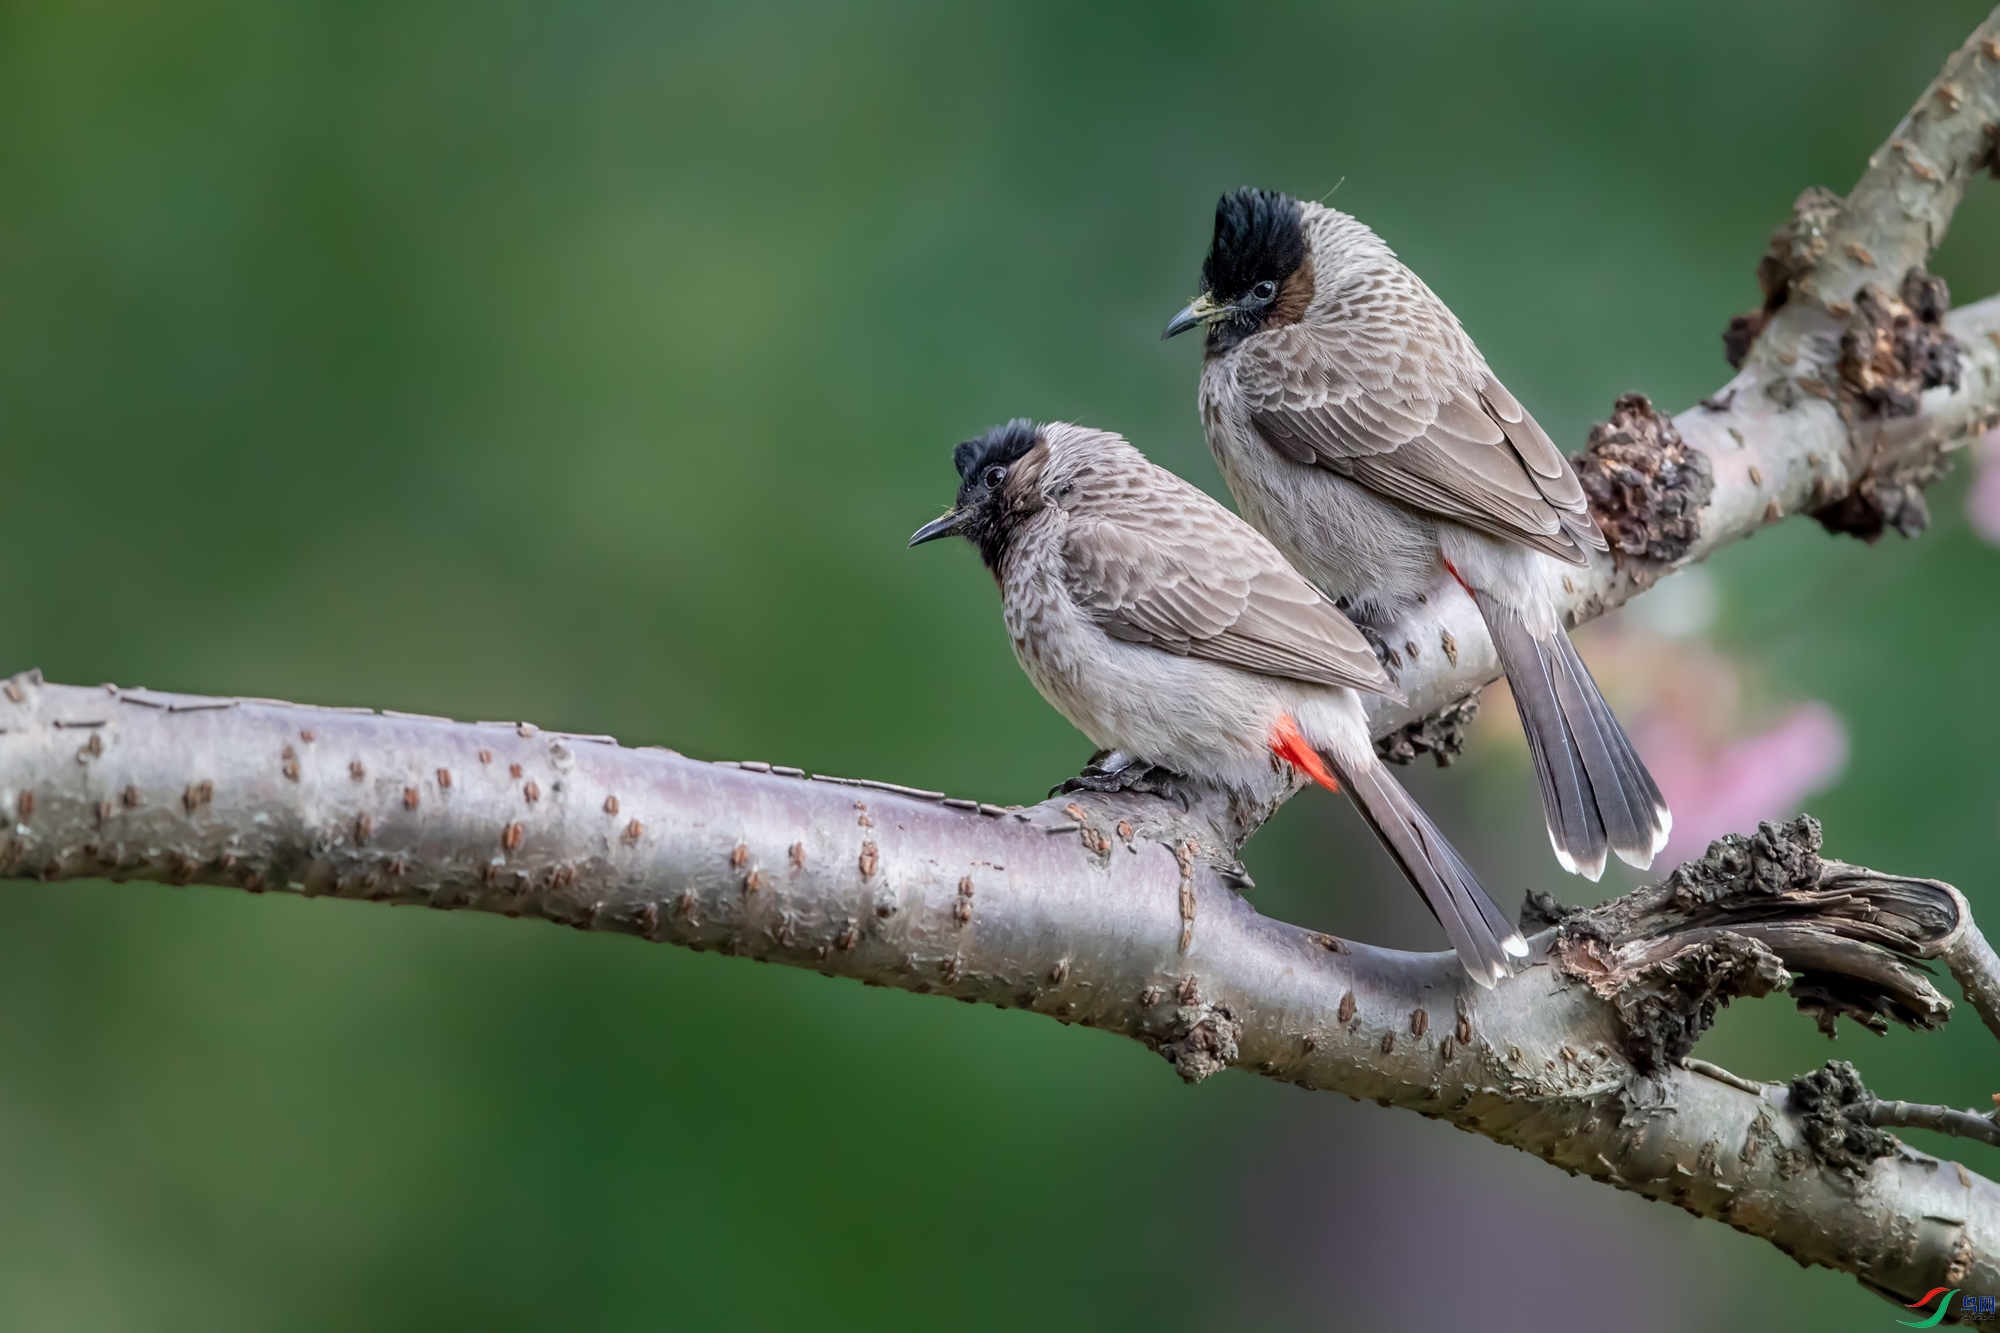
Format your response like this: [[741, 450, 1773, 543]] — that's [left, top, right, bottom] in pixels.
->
[[998, 534, 1092, 707], [996, 542, 1277, 781], [1198, 365, 1438, 620]]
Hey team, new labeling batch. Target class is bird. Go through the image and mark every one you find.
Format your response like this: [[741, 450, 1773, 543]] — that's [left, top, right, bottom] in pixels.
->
[[909, 418, 1527, 985], [1163, 187, 1670, 881]]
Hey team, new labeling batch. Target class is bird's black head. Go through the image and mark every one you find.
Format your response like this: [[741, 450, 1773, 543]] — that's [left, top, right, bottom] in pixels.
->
[[1162, 187, 1311, 352], [908, 418, 1045, 574]]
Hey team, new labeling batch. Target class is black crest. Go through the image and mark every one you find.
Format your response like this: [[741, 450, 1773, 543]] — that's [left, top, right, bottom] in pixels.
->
[[941, 418, 1044, 573], [1201, 187, 1306, 302], [952, 418, 1040, 501]]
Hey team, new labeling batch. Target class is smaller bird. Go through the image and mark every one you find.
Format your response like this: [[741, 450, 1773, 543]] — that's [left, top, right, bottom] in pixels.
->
[[910, 419, 1526, 985]]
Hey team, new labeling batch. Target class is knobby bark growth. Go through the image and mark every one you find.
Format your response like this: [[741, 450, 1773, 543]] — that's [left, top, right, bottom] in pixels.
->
[[5, 8, 2000, 1319]]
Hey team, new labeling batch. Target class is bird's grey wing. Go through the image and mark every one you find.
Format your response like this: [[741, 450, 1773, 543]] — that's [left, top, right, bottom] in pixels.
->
[[1475, 373, 1605, 552], [1062, 507, 1394, 697], [1237, 322, 1608, 562]]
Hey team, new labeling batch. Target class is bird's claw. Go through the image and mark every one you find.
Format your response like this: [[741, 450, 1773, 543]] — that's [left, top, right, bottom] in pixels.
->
[[1053, 752, 1198, 811], [1353, 620, 1403, 677]]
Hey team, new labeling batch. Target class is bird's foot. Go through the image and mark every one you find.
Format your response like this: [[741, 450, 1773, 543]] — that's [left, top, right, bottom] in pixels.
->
[[1053, 750, 1198, 811], [1353, 620, 1403, 677], [1334, 599, 1403, 677]]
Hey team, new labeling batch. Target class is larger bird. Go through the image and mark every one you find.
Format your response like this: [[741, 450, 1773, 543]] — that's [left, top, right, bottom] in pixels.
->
[[910, 419, 1525, 985], [1164, 188, 1669, 880]]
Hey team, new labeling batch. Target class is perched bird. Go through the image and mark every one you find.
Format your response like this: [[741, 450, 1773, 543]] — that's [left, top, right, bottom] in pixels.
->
[[910, 419, 1527, 984], [1164, 188, 1670, 881]]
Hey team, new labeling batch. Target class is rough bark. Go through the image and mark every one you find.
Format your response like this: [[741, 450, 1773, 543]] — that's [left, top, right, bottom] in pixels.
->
[[2, 5, 2000, 1320], [4, 679, 2000, 1309]]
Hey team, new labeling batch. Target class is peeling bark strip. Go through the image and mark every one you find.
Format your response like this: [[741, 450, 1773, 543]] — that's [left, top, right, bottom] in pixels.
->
[[1554, 817, 1958, 1072]]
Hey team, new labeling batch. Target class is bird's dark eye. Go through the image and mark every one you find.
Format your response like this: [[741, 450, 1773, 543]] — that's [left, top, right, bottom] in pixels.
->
[[983, 465, 1007, 489], [1251, 280, 1279, 303]]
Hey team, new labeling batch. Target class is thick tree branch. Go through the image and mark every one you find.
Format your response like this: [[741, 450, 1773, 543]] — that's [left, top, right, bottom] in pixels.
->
[[1, 6, 1998, 1318], [4, 678, 2000, 1307]]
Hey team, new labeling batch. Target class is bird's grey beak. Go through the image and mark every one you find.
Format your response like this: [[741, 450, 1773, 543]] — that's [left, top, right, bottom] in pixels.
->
[[1161, 293, 1223, 340], [908, 511, 963, 547]]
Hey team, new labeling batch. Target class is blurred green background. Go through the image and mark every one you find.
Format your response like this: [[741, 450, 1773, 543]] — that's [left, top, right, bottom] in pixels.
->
[[2, 0, 1998, 1327]]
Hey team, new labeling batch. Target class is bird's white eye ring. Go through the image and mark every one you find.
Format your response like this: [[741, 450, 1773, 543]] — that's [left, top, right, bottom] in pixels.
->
[[1251, 280, 1278, 303], [983, 465, 1007, 489]]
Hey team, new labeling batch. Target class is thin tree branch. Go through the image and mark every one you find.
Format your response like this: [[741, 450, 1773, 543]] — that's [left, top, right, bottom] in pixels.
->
[[0, 4, 1996, 1318], [1688, 1059, 2000, 1157], [1944, 923, 2000, 1044], [1863, 1100, 2000, 1151], [1370, 289, 2000, 738], [1365, 12, 2000, 741]]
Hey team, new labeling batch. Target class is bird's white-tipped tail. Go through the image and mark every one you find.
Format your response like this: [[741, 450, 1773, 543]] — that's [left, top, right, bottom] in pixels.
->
[[1329, 755, 1521, 987], [1476, 590, 1671, 881]]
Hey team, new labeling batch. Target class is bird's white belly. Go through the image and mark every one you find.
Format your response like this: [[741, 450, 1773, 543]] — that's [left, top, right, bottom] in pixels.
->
[[1003, 570, 1372, 789], [1005, 590, 1274, 780]]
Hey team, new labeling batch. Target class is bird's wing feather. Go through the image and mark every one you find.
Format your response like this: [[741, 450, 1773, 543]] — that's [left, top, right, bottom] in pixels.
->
[[1061, 484, 1392, 696], [1236, 316, 1608, 562]]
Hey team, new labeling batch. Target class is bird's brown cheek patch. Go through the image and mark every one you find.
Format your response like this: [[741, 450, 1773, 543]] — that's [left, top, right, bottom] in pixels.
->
[[1268, 255, 1317, 329], [1003, 440, 1049, 502]]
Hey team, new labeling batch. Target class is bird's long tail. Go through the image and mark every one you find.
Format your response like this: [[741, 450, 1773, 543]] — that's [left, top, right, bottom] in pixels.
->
[[1276, 716, 1523, 986], [1473, 590, 1671, 881], [1334, 757, 1524, 987]]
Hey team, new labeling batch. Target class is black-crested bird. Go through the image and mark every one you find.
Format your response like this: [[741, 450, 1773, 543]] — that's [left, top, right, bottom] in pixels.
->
[[910, 418, 1526, 984], [1164, 188, 1670, 881]]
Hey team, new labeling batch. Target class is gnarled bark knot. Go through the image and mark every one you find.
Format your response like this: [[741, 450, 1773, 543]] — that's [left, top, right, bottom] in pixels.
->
[[1813, 267, 1966, 542], [1838, 269, 1963, 420], [1788, 1060, 1902, 1174], [1723, 185, 1845, 370], [1718, 178, 1968, 544], [1572, 393, 1713, 568], [1156, 1001, 1240, 1085], [1553, 816, 1960, 1074], [1374, 695, 1479, 768]]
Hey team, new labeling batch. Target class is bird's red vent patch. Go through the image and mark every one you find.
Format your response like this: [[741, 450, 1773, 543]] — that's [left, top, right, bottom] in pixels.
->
[[1270, 714, 1339, 793]]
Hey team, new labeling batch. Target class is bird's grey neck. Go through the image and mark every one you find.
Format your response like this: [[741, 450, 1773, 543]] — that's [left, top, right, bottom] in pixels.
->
[[1301, 205, 1398, 272]]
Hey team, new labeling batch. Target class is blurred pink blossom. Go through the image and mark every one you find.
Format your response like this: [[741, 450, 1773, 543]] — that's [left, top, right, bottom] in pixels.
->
[[1968, 428, 2000, 545], [1635, 702, 1849, 869]]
